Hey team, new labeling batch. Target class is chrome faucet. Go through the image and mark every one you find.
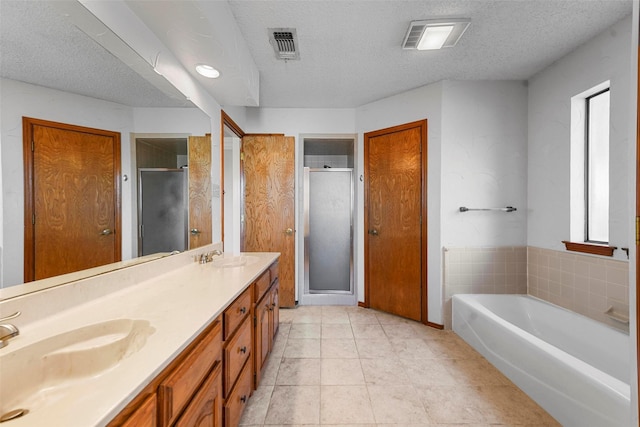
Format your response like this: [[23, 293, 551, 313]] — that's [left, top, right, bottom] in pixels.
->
[[0, 311, 20, 349], [199, 249, 223, 264]]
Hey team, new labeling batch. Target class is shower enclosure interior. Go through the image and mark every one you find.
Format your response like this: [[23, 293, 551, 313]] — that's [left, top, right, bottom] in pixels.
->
[[302, 137, 355, 305]]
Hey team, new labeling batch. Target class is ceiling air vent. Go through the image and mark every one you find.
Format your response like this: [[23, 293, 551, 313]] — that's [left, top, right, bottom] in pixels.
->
[[269, 28, 300, 60], [403, 22, 427, 49]]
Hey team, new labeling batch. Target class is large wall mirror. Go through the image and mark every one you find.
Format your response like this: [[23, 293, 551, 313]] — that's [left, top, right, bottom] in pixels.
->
[[0, 1, 218, 295]]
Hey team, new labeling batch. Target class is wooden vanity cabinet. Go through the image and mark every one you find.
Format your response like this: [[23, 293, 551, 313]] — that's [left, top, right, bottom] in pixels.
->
[[222, 286, 253, 427], [253, 262, 280, 390]]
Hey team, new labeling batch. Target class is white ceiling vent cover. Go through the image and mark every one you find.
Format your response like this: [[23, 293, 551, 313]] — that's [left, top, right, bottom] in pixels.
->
[[269, 28, 300, 60], [403, 19, 471, 50]]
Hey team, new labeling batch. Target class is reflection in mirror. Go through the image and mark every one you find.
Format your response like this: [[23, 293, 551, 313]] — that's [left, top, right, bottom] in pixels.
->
[[0, 2, 215, 295], [221, 112, 245, 255]]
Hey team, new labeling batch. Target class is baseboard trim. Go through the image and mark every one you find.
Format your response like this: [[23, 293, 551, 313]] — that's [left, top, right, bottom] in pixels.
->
[[426, 321, 444, 329]]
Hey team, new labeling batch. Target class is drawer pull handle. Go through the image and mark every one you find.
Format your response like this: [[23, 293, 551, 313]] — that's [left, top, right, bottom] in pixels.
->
[[239, 307, 247, 314], [239, 346, 247, 354], [240, 395, 247, 403]]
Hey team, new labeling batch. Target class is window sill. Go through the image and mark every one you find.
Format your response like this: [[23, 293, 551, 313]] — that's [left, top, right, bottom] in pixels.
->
[[561, 241, 617, 257]]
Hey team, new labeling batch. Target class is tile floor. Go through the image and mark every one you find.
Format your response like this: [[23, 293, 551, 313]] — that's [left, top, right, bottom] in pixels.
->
[[240, 305, 560, 426]]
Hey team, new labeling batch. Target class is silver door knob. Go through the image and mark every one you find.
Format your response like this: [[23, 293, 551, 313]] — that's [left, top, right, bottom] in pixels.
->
[[100, 228, 113, 235], [190, 228, 201, 235], [368, 229, 378, 236], [284, 228, 294, 235]]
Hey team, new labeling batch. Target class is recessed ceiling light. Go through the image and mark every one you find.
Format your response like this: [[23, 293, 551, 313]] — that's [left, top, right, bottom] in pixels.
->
[[196, 64, 220, 78], [403, 19, 471, 50]]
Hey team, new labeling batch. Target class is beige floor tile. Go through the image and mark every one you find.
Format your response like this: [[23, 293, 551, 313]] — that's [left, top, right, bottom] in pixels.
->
[[239, 385, 273, 425], [283, 338, 321, 358], [320, 385, 375, 424], [321, 323, 354, 338], [411, 323, 447, 340], [289, 323, 321, 338], [278, 308, 295, 323], [367, 385, 429, 424], [259, 355, 281, 386], [375, 310, 416, 325], [348, 311, 380, 324], [389, 338, 437, 359], [351, 323, 387, 339], [355, 338, 396, 359], [321, 311, 351, 324], [275, 358, 321, 385], [264, 385, 320, 425], [476, 385, 561, 426], [321, 358, 364, 385], [416, 384, 488, 424], [321, 338, 359, 358], [381, 322, 421, 338], [425, 335, 479, 359], [400, 358, 458, 386], [445, 358, 511, 386], [360, 358, 410, 385]]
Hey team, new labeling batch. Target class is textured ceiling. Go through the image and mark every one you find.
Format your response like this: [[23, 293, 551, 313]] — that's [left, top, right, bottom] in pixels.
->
[[0, 1, 633, 110], [228, 0, 633, 107], [0, 0, 193, 108]]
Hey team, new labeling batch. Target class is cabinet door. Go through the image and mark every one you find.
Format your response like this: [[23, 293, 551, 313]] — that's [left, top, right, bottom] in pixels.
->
[[255, 296, 271, 385], [117, 394, 156, 427], [175, 364, 222, 427], [270, 281, 279, 339]]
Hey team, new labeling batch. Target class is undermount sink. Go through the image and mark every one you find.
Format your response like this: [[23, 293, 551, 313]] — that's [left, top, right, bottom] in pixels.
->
[[0, 318, 154, 415], [211, 255, 260, 268]]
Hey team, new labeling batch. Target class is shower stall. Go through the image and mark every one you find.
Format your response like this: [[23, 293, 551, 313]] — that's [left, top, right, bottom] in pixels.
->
[[138, 168, 188, 256], [303, 167, 354, 305]]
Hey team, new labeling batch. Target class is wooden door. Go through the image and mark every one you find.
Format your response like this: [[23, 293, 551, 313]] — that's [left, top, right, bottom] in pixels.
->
[[364, 120, 427, 322], [189, 135, 212, 249], [23, 117, 121, 282], [242, 134, 295, 307]]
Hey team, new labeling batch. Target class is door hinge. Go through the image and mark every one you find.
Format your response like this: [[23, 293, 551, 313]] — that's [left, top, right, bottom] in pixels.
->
[[636, 217, 640, 245], [240, 152, 244, 161]]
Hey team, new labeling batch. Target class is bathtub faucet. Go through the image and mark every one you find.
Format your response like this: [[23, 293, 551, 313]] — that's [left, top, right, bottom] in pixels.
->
[[0, 311, 20, 349]]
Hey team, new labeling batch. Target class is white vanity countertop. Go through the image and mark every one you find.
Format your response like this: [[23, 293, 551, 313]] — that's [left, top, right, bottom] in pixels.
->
[[1, 251, 279, 427]]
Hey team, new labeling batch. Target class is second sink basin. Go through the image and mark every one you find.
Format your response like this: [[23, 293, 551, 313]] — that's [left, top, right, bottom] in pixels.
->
[[0, 318, 154, 415], [211, 255, 260, 268]]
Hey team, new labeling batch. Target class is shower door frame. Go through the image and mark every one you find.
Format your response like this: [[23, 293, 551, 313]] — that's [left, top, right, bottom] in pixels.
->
[[302, 167, 355, 305]]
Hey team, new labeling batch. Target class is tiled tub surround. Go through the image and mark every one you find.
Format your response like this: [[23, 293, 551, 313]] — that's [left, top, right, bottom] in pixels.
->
[[528, 246, 629, 331], [443, 247, 527, 328], [0, 245, 278, 426]]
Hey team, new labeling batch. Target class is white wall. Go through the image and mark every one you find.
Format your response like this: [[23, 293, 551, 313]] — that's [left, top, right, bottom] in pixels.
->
[[441, 80, 528, 247], [0, 79, 214, 287], [528, 15, 632, 259]]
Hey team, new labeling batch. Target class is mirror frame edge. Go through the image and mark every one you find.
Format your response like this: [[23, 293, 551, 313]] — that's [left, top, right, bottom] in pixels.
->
[[221, 110, 245, 251]]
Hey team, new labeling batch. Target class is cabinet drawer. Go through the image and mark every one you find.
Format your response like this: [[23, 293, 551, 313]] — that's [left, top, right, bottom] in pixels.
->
[[254, 270, 271, 303], [175, 363, 223, 427], [223, 287, 252, 340], [159, 320, 222, 426], [224, 319, 252, 396], [224, 359, 253, 427], [269, 262, 279, 284]]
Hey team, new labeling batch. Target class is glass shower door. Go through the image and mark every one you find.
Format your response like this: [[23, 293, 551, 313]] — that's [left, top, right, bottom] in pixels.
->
[[304, 168, 353, 295]]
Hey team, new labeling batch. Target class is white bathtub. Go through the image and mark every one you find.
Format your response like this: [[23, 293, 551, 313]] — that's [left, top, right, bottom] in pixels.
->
[[452, 294, 630, 427]]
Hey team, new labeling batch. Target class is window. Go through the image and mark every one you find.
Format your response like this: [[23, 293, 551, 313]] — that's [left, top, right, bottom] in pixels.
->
[[585, 88, 609, 243], [568, 82, 613, 255]]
